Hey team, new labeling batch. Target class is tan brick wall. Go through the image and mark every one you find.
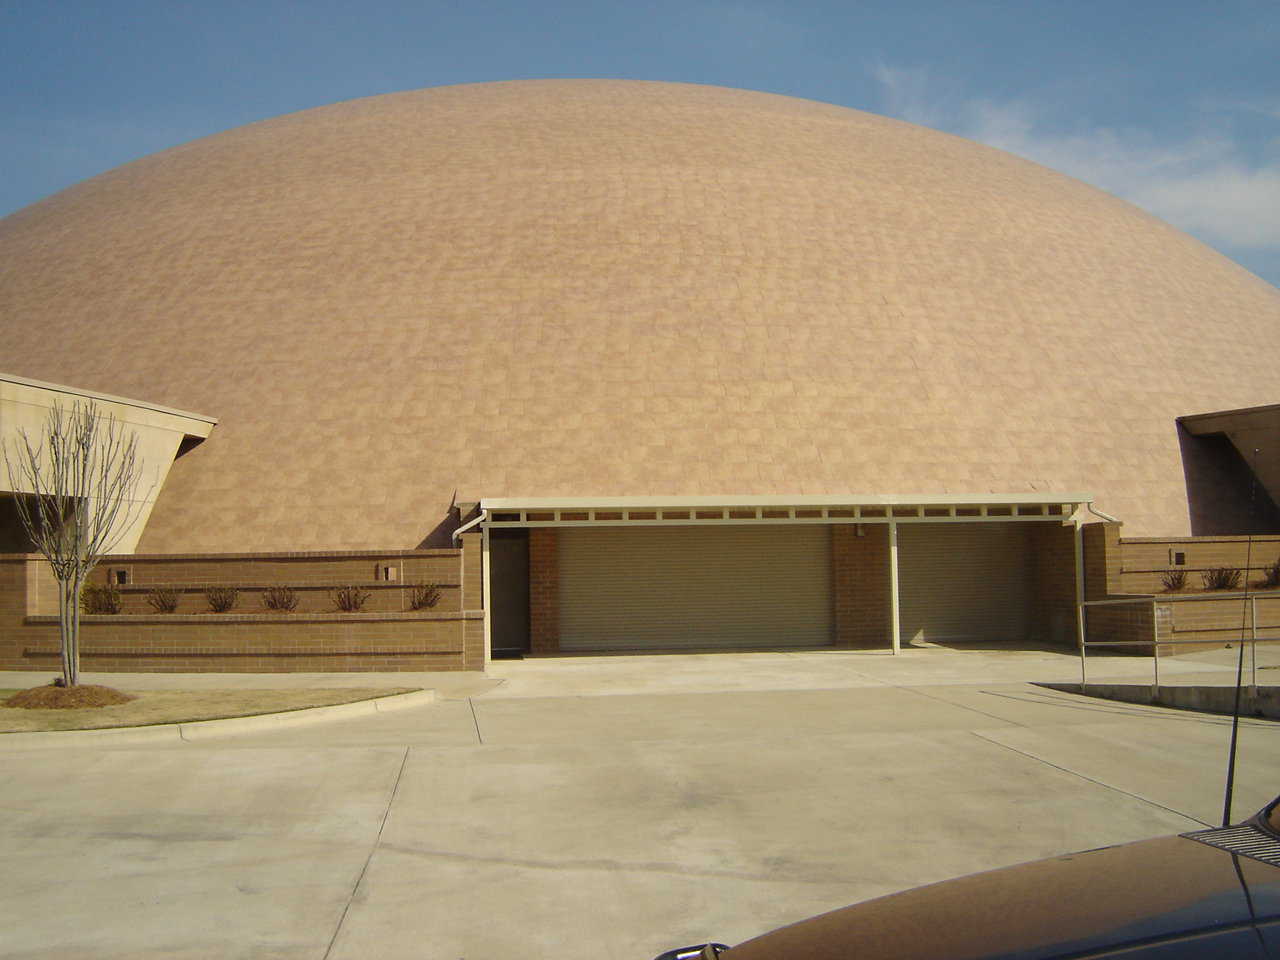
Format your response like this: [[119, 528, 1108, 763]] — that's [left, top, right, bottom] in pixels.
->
[[1082, 522, 1123, 600], [1119, 535, 1280, 595], [93, 581, 462, 616], [1154, 593, 1280, 650], [17, 612, 475, 672], [456, 532, 486, 670], [529, 528, 559, 654], [0, 548, 473, 673], [462, 616, 485, 670], [0, 557, 28, 668], [1078, 526, 1280, 654], [1085, 600, 1156, 651], [831, 524, 890, 648], [1083, 520, 1171, 651], [28, 557, 58, 616], [459, 533, 482, 612]]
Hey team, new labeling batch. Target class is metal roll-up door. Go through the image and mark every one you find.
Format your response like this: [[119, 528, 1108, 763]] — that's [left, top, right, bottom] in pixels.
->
[[558, 524, 833, 651], [896, 522, 1034, 644]]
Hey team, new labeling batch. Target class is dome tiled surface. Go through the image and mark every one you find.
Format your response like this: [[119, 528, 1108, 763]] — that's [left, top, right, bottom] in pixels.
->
[[3, 80, 1278, 550]]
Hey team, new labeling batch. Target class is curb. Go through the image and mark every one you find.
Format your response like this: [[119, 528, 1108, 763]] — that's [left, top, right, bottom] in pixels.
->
[[0, 688, 437, 749], [1037, 682, 1279, 720]]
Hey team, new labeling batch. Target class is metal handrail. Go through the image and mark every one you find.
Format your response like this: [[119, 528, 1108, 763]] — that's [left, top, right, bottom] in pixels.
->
[[1078, 595, 1272, 694]]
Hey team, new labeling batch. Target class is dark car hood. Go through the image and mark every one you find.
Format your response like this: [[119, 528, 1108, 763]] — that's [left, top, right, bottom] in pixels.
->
[[727, 832, 1280, 960]]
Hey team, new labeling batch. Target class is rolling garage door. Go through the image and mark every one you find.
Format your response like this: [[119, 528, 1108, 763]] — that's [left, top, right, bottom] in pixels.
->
[[896, 522, 1034, 644], [558, 525, 833, 651]]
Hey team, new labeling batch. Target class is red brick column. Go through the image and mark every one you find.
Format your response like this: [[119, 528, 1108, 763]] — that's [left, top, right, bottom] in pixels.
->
[[529, 528, 559, 654], [831, 524, 891, 648]]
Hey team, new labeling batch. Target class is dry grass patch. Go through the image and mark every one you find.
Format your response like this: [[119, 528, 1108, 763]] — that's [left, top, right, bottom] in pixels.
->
[[0, 687, 419, 733]]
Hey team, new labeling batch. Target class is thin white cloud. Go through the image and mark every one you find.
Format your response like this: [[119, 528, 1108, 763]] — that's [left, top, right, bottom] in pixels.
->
[[869, 64, 1280, 252], [1133, 167, 1280, 247], [868, 62, 947, 128], [1200, 96, 1280, 123]]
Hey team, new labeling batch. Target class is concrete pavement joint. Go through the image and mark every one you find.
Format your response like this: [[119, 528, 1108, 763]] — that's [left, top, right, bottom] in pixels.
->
[[323, 745, 410, 960], [468, 697, 484, 745], [968, 731, 1213, 828], [832, 665, 896, 687], [377, 842, 860, 886], [896, 684, 1027, 728]]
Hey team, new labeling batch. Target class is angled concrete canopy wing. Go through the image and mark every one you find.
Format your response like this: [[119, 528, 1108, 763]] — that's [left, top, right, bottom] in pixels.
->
[[0, 373, 217, 554], [1179, 404, 1280, 513]]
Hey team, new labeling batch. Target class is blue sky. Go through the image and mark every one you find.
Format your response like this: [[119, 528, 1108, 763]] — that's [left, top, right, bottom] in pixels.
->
[[3, 0, 1278, 287]]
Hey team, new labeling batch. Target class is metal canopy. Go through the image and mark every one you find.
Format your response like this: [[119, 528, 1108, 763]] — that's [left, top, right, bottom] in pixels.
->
[[477, 493, 1092, 527]]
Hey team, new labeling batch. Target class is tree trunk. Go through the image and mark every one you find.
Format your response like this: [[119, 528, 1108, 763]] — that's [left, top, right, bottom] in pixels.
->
[[59, 577, 76, 687], [68, 574, 82, 687]]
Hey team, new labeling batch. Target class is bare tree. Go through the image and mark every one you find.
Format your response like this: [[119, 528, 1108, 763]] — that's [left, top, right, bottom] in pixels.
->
[[3, 401, 150, 687]]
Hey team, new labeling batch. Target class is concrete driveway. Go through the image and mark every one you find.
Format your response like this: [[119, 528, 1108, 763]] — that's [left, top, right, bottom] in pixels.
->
[[1, 647, 1277, 959]]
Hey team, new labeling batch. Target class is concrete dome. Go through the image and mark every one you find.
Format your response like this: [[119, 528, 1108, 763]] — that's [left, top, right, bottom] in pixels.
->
[[3, 79, 1278, 551]]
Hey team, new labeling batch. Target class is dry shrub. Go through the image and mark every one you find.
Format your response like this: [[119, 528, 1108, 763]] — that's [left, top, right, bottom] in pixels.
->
[[81, 583, 122, 614], [205, 586, 238, 613], [330, 585, 371, 612], [1201, 567, 1242, 591], [409, 583, 441, 610], [262, 586, 300, 612], [1262, 559, 1280, 589], [146, 586, 181, 613], [1160, 570, 1187, 591]]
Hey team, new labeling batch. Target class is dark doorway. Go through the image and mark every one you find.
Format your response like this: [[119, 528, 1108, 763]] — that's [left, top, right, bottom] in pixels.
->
[[0, 494, 38, 553], [489, 529, 530, 658]]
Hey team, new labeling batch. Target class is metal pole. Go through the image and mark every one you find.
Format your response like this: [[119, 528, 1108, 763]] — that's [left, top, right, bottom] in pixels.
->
[[1074, 521, 1087, 692], [481, 525, 492, 667], [888, 520, 900, 655], [1152, 609, 1160, 698], [1251, 596, 1258, 692]]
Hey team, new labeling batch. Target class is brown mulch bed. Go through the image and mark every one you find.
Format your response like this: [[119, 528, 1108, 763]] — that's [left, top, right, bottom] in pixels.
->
[[5, 684, 136, 709]]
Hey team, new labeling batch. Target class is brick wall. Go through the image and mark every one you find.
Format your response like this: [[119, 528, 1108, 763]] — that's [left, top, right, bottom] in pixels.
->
[[1082, 522, 1123, 600], [529, 528, 559, 654], [88, 551, 462, 616], [28, 557, 58, 616], [459, 532, 484, 668], [0, 547, 480, 673], [1079, 524, 1280, 654], [1154, 593, 1279, 649], [831, 524, 890, 648], [1118, 535, 1280, 595], [0, 558, 26, 646], [93, 551, 460, 589], [1081, 521, 1169, 652], [17, 612, 476, 673], [1085, 599, 1157, 651]]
